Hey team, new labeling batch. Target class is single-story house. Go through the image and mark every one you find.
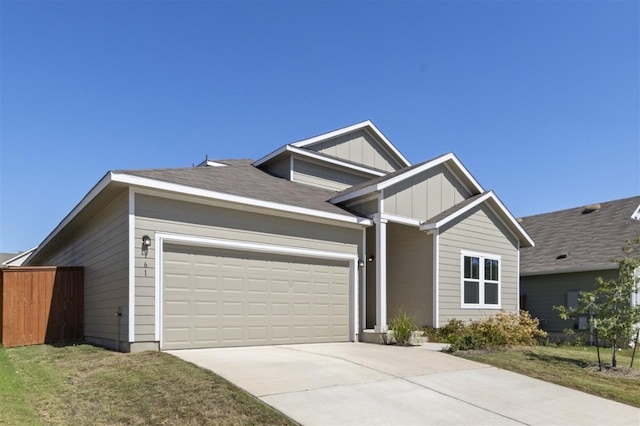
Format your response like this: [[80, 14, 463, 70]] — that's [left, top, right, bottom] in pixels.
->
[[519, 196, 640, 333], [25, 121, 533, 351]]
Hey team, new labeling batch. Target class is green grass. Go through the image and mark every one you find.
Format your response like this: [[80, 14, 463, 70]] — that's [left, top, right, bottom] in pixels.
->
[[1, 343, 296, 425], [455, 345, 640, 408], [0, 344, 39, 425]]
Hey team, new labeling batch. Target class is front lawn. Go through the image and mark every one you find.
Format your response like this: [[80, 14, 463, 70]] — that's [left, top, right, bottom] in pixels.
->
[[455, 345, 640, 408], [0, 343, 296, 425]]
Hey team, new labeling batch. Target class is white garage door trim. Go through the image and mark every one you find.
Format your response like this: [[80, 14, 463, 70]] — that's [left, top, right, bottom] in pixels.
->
[[153, 232, 360, 347]]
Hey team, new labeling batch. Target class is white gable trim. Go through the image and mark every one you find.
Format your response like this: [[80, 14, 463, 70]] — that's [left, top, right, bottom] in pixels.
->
[[28, 173, 113, 262], [420, 191, 535, 247], [331, 153, 484, 205], [290, 146, 387, 177], [291, 120, 411, 168], [2, 247, 37, 267], [254, 145, 387, 178], [632, 203, 640, 220], [112, 173, 372, 227]]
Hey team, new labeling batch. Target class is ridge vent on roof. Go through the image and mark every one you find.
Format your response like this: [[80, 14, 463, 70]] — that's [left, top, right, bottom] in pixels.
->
[[582, 203, 601, 214]]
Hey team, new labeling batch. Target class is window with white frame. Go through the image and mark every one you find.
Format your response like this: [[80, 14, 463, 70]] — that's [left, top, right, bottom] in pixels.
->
[[462, 252, 501, 308]]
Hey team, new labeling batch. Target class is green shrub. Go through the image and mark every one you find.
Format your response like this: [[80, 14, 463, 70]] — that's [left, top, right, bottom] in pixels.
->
[[389, 309, 417, 345], [433, 311, 547, 351]]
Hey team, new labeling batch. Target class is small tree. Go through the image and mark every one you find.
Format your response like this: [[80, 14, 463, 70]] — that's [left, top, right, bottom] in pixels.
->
[[555, 236, 640, 368]]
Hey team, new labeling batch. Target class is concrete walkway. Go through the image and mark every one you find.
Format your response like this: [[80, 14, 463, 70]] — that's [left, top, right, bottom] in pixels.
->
[[168, 343, 640, 426]]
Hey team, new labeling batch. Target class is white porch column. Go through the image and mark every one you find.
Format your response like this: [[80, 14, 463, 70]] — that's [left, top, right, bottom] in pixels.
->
[[375, 216, 388, 333]]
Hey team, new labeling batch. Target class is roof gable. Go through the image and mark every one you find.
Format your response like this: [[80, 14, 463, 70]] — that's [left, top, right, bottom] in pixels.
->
[[330, 152, 484, 205], [291, 121, 410, 172], [420, 191, 535, 247]]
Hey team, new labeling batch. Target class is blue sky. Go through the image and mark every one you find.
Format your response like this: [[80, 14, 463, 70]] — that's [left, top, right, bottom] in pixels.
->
[[1, 0, 638, 254]]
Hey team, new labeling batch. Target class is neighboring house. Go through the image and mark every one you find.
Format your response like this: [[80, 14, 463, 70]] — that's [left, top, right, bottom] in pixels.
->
[[25, 121, 533, 351], [1, 247, 37, 267], [520, 196, 640, 333]]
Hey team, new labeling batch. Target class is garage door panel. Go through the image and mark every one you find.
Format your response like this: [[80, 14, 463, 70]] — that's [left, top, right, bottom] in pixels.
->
[[162, 243, 351, 349]]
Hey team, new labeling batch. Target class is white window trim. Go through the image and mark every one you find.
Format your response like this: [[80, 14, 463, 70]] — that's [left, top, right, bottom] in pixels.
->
[[460, 250, 502, 309]]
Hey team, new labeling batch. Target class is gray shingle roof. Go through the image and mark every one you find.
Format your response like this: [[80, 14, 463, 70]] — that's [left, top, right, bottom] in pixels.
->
[[519, 196, 640, 275], [117, 161, 361, 217]]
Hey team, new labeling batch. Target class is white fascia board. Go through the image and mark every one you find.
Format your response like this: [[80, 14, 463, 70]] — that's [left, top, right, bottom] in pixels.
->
[[289, 146, 387, 177], [379, 213, 421, 227], [330, 152, 485, 205], [196, 160, 228, 167], [485, 193, 536, 248], [2, 247, 37, 266], [27, 172, 114, 262], [291, 120, 411, 168], [253, 144, 387, 177], [379, 153, 483, 194], [420, 192, 493, 231], [112, 173, 372, 227], [252, 145, 289, 167]]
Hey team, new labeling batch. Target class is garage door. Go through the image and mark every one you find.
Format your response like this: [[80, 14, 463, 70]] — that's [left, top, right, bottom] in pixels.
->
[[162, 243, 351, 350]]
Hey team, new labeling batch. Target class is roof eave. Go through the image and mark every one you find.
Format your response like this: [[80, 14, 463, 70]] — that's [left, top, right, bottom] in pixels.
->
[[521, 262, 618, 276]]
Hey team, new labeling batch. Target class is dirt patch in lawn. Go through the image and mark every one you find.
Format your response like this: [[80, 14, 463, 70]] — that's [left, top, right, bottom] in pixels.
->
[[584, 364, 640, 379]]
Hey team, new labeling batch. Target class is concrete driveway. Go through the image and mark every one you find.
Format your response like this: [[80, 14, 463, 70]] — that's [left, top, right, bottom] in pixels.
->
[[168, 343, 640, 425]]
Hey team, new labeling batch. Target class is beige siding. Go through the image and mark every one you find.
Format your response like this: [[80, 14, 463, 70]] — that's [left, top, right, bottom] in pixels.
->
[[260, 156, 291, 180], [309, 129, 404, 172], [29, 190, 129, 348], [348, 197, 379, 217], [383, 165, 472, 221], [292, 159, 371, 191], [438, 204, 519, 325], [387, 223, 433, 327], [520, 270, 617, 332], [134, 193, 362, 341]]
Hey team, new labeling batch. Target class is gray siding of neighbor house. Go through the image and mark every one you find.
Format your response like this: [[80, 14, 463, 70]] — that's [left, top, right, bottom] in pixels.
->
[[387, 223, 434, 327], [438, 204, 519, 325], [292, 158, 372, 191], [134, 193, 362, 342], [520, 269, 618, 332], [383, 165, 472, 221], [28, 190, 130, 349], [308, 129, 404, 172]]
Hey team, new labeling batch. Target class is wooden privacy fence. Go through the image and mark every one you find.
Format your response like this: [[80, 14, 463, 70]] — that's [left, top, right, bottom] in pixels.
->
[[0, 267, 83, 347]]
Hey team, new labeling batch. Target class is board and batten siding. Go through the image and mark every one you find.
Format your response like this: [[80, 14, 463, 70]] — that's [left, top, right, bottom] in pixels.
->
[[383, 165, 472, 221], [386, 223, 434, 327], [520, 270, 618, 332], [438, 204, 519, 325], [134, 193, 362, 342], [28, 190, 129, 349], [308, 129, 403, 172], [292, 159, 372, 191]]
